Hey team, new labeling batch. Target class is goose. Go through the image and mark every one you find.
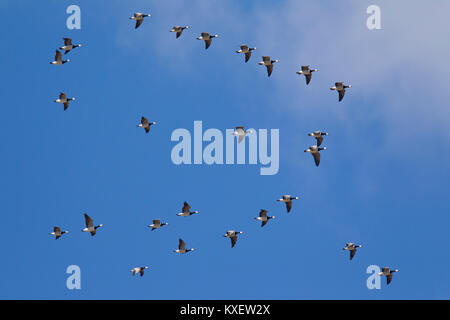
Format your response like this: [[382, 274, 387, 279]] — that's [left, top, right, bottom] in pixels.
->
[[50, 50, 70, 65], [60, 38, 82, 54], [224, 230, 243, 248], [304, 145, 327, 167], [277, 195, 299, 213], [296, 66, 318, 85], [131, 266, 149, 277], [378, 267, 399, 285], [176, 201, 199, 217], [308, 131, 328, 147], [148, 219, 168, 231], [54, 93, 75, 111], [174, 238, 194, 254], [342, 243, 362, 260], [81, 213, 103, 236], [258, 56, 279, 77], [50, 226, 69, 240], [197, 32, 218, 50], [232, 126, 254, 143], [137, 116, 156, 133], [130, 13, 151, 29], [236, 45, 257, 63], [170, 26, 189, 38], [330, 82, 352, 102], [254, 209, 275, 227]]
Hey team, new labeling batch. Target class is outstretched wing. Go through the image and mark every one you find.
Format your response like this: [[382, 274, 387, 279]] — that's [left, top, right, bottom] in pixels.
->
[[350, 249, 356, 260], [266, 64, 273, 77], [205, 39, 212, 49], [63, 102, 69, 111], [230, 236, 237, 248], [261, 220, 268, 227], [179, 238, 186, 250], [63, 38, 72, 46], [84, 213, 93, 228], [305, 73, 312, 85], [286, 201, 292, 213], [59, 93, 66, 100], [259, 209, 268, 218], [55, 50, 62, 61], [313, 152, 321, 167], [135, 19, 143, 29], [153, 219, 160, 225], [176, 31, 182, 38], [338, 89, 345, 102], [244, 51, 251, 63], [386, 274, 393, 285], [316, 135, 323, 147], [182, 201, 191, 214], [141, 117, 149, 125]]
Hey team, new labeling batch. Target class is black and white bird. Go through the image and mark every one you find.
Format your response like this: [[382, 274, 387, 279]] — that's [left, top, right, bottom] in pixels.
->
[[304, 145, 327, 167], [137, 116, 156, 133], [232, 126, 254, 143], [378, 267, 399, 285], [308, 131, 328, 147], [176, 201, 199, 217], [81, 213, 103, 236], [60, 38, 82, 54], [50, 50, 70, 65], [224, 230, 243, 248], [277, 195, 299, 213], [174, 238, 195, 254], [330, 82, 352, 102], [197, 32, 219, 49], [130, 13, 151, 29], [170, 26, 189, 38], [131, 266, 149, 277], [296, 66, 318, 85], [236, 45, 257, 63], [258, 56, 279, 77], [254, 209, 275, 227], [50, 227, 69, 240], [148, 219, 168, 231], [342, 243, 362, 260], [54, 93, 75, 111]]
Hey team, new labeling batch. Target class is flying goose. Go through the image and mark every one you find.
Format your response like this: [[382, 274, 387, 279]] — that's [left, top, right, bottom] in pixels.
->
[[304, 145, 327, 167], [342, 243, 362, 260], [224, 230, 243, 248], [277, 195, 299, 213], [176, 201, 199, 217], [170, 26, 189, 38], [308, 131, 328, 147], [254, 209, 275, 227], [378, 267, 399, 285], [60, 38, 82, 54], [197, 32, 218, 49], [232, 126, 254, 143], [130, 13, 151, 29], [330, 82, 352, 102], [148, 219, 168, 231], [258, 56, 279, 77], [296, 66, 318, 85], [50, 50, 70, 65], [81, 213, 103, 236], [54, 93, 75, 111], [236, 45, 257, 63], [50, 227, 69, 240], [137, 116, 156, 133], [131, 266, 149, 277], [174, 238, 195, 254]]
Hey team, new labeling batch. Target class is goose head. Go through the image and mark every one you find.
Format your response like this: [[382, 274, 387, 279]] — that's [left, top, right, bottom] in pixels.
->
[[213, 34, 219, 38]]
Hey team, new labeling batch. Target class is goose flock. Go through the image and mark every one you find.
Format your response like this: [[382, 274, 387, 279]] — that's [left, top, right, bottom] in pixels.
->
[[47, 10, 399, 288]]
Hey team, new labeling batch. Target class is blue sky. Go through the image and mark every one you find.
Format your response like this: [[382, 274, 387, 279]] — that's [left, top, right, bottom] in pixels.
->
[[1, 0, 449, 299]]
